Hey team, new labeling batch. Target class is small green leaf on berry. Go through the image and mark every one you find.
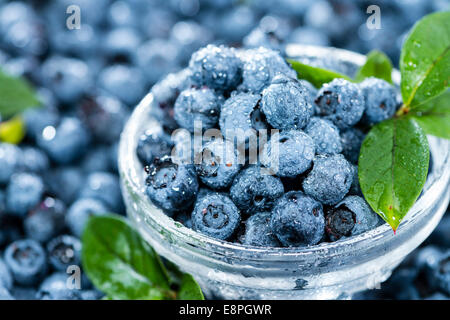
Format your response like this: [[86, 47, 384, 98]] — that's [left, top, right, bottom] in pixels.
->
[[355, 50, 393, 84]]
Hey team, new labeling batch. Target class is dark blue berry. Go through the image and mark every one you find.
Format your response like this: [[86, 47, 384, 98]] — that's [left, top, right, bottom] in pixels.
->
[[361, 77, 399, 124], [189, 44, 242, 91], [174, 87, 223, 132], [6, 172, 44, 217], [261, 75, 311, 130], [270, 191, 325, 247], [4, 239, 47, 286], [261, 130, 315, 177], [340, 127, 365, 164], [194, 139, 242, 190], [305, 117, 342, 154], [137, 128, 174, 167], [146, 156, 199, 215], [80, 171, 124, 213], [302, 154, 353, 205], [47, 235, 82, 272], [314, 78, 365, 129], [192, 192, 240, 241], [243, 211, 280, 247], [66, 198, 108, 237], [230, 166, 284, 215]]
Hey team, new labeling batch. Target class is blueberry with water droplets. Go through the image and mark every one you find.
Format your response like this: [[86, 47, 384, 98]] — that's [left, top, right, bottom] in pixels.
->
[[4, 239, 47, 286], [194, 139, 242, 190], [304, 117, 342, 154], [174, 87, 223, 132], [189, 44, 242, 91], [302, 154, 353, 205], [243, 211, 280, 247], [325, 207, 355, 242], [270, 191, 325, 247], [361, 77, 399, 125], [137, 129, 174, 166], [230, 166, 284, 215], [47, 235, 82, 272], [192, 192, 240, 241], [239, 47, 297, 93], [314, 78, 365, 129], [261, 130, 315, 177], [219, 92, 268, 149], [146, 156, 199, 215], [261, 75, 311, 130]]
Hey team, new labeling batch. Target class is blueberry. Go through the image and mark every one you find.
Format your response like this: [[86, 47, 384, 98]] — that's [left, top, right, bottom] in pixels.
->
[[340, 128, 365, 164], [0, 258, 12, 291], [80, 172, 123, 213], [349, 165, 362, 196], [40, 56, 92, 104], [80, 146, 112, 174], [270, 191, 325, 247], [44, 167, 84, 204], [429, 216, 450, 247], [150, 68, 193, 132], [429, 250, 450, 295], [219, 91, 268, 149], [79, 93, 129, 144], [302, 154, 353, 205], [98, 64, 146, 106], [137, 39, 180, 85], [174, 87, 223, 133], [136, 129, 174, 167], [0, 143, 21, 185], [360, 77, 400, 124], [189, 44, 242, 91], [24, 197, 66, 243], [314, 78, 365, 129], [194, 139, 242, 190], [239, 47, 297, 93], [230, 166, 284, 215], [425, 292, 450, 300], [6, 173, 44, 217], [37, 273, 83, 300], [66, 198, 109, 237], [80, 290, 104, 300], [192, 193, 240, 241], [299, 79, 318, 117], [175, 211, 193, 229], [261, 75, 311, 130], [4, 239, 47, 286], [47, 235, 82, 272], [23, 107, 60, 142], [261, 130, 315, 177], [243, 211, 280, 247], [325, 196, 379, 241], [19, 146, 50, 174], [325, 208, 355, 242], [304, 117, 342, 154], [103, 27, 142, 62], [109, 142, 119, 173], [243, 27, 284, 52], [146, 156, 199, 215], [37, 116, 90, 165], [414, 245, 443, 271]]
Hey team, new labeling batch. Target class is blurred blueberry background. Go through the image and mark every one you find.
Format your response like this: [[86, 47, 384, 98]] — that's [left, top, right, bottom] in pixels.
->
[[0, 0, 448, 300]]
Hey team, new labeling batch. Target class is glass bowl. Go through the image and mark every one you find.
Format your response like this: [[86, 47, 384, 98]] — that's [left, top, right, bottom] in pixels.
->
[[118, 44, 450, 300]]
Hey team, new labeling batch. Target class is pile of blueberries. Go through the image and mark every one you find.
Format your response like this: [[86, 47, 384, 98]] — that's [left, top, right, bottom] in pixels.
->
[[0, 0, 447, 300], [140, 44, 394, 247]]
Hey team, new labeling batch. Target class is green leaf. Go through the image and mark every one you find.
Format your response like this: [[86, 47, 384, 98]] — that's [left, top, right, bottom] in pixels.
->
[[358, 118, 430, 230], [0, 69, 40, 118], [177, 274, 204, 300], [82, 214, 175, 300], [0, 116, 25, 144], [355, 50, 393, 83], [287, 59, 352, 88], [400, 11, 450, 109], [409, 90, 450, 139]]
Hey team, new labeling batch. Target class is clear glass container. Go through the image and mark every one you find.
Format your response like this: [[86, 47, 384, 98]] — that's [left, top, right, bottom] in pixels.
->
[[118, 45, 450, 300]]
